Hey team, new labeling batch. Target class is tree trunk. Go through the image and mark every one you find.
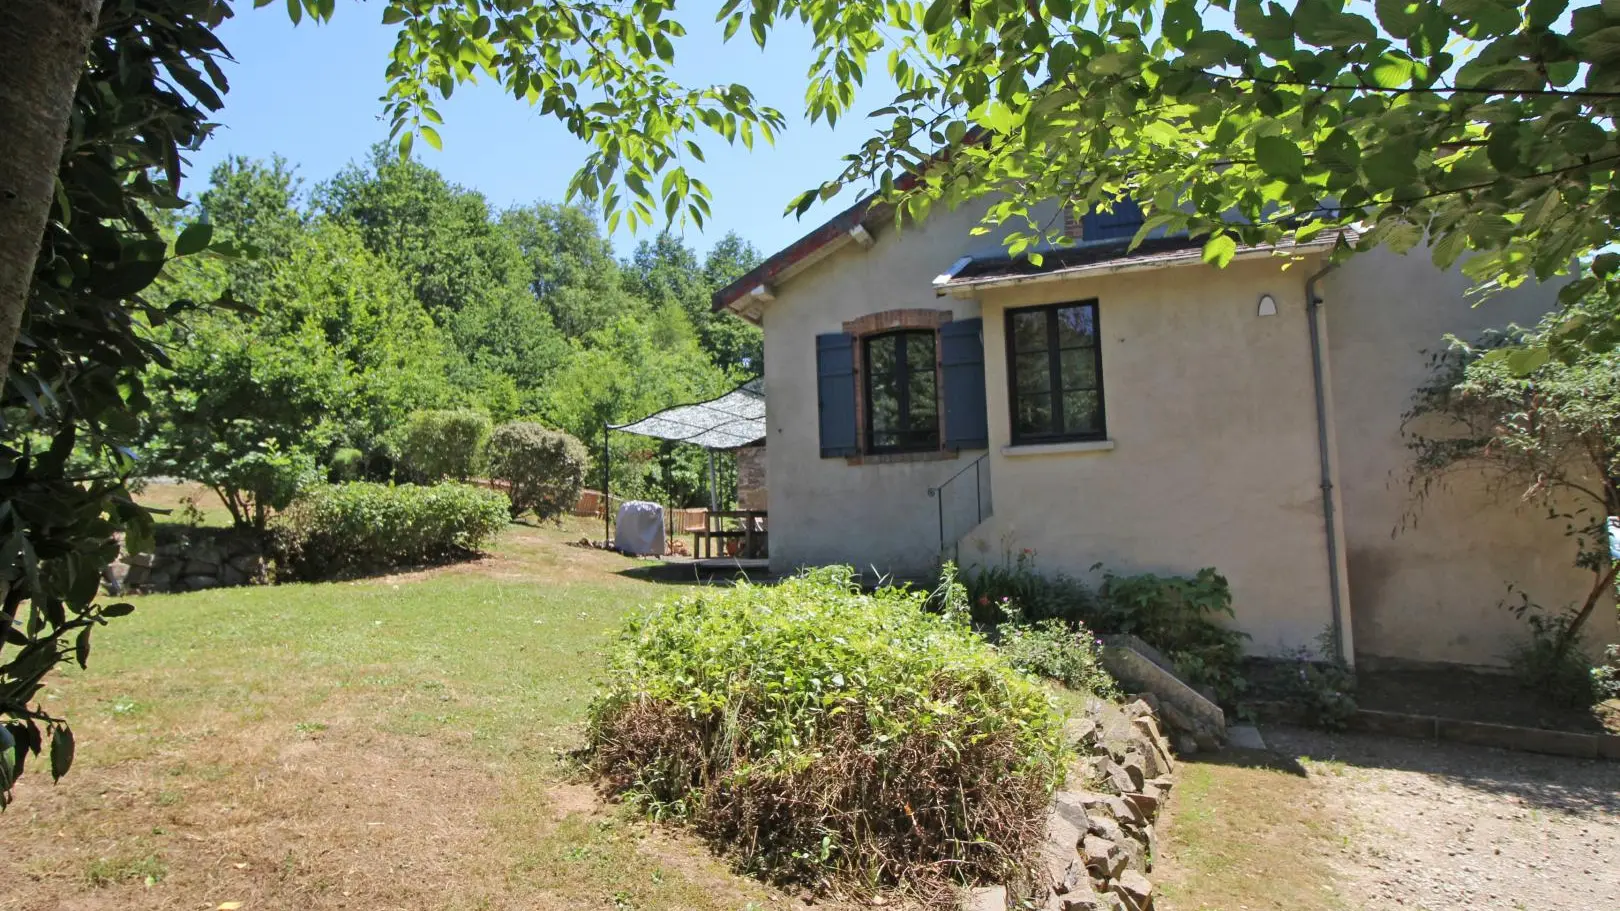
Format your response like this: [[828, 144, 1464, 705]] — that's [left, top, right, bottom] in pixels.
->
[[0, 0, 101, 384], [1554, 559, 1620, 659]]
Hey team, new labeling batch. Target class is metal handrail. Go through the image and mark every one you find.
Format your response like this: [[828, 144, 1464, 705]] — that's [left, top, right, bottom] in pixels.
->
[[927, 452, 990, 498], [927, 452, 991, 559]]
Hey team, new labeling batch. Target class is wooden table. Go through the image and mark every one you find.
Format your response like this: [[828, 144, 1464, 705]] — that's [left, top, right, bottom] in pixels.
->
[[690, 510, 767, 559]]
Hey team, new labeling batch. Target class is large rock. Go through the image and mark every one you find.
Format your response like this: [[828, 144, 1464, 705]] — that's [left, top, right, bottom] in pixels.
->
[[1081, 835, 1125, 881], [121, 551, 155, 568], [1053, 792, 1092, 831], [1112, 870, 1154, 911]]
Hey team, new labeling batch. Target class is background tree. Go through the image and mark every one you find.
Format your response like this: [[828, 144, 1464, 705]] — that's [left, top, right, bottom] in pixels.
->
[[625, 232, 763, 374], [316, 146, 568, 410], [1405, 295, 1620, 670], [499, 202, 638, 339], [144, 221, 454, 526]]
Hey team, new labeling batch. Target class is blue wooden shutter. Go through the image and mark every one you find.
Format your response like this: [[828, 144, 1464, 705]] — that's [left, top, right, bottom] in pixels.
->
[[1082, 197, 1144, 241], [940, 318, 988, 450], [816, 333, 859, 457]]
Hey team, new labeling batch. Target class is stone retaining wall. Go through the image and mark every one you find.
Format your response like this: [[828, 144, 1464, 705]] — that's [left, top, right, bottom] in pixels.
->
[[103, 528, 271, 594], [966, 696, 1177, 911]]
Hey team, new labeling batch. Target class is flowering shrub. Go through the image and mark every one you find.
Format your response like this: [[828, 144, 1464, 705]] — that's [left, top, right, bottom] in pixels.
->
[[996, 619, 1117, 698]]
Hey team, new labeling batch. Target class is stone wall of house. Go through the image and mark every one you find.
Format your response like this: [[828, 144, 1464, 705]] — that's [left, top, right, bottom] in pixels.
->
[[736, 444, 767, 511], [104, 528, 271, 594]]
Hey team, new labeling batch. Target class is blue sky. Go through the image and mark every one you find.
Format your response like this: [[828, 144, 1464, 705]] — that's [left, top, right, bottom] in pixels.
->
[[188, 3, 900, 258]]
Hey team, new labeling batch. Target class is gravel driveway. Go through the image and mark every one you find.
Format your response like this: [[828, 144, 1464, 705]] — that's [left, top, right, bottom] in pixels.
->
[[1265, 727, 1620, 911]]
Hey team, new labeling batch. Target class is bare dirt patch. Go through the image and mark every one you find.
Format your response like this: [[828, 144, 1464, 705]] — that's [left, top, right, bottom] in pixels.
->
[[3, 715, 527, 911]]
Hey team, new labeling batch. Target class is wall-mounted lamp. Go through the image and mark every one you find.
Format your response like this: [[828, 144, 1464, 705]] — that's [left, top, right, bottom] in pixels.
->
[[1257, 293, 1278, 317]]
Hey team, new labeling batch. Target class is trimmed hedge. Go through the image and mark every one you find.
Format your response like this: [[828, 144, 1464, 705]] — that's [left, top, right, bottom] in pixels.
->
[[587, 566, 1068, 892], [486, 422, 588, 520], [275, 482, 509, 578], [397, 409, 493, 482]]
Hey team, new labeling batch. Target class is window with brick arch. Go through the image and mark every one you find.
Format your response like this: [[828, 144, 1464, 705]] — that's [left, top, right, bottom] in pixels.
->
[[863, 329, 940, 453]]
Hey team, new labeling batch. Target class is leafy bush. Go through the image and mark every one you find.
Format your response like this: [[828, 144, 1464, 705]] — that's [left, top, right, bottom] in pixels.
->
[[1277, 631, 1358, 731], [397, 409, 492, 482], [486, 422, 588, 520], [587, 566, 1069, 892], [996, 619, 1117, 698], [1504, 594, 1600, 708], [329, 447, 365, 482], [964, 548, 1098, 625], [1095, 568, 1250, 708], [1593, 645, 1620, 701], [211, 445, 323, 530], [275, 482, 509, 578]]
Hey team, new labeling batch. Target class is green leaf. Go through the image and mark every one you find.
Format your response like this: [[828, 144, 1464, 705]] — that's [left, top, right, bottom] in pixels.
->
[[1364, 144, 1418, 189], [1294, 0, 1377, 47], [1375, 0, 1425, 37], [421, 126, 443, 151], [381, 5, 407, 25], [1504, 345, 1551, 376], [49, 726, 74, 782], [1316, 129, 1361, 179], [75, 627, 92, 670], [1256, 136, 1305, 181], [285, 0, 302, 26], [1442, 0, 1524, 36], [922, 0, 956, 34], [174, 222, 213, 256], [1366, 54, 1416, 89], [1576, 26, 1620, 63], [100, 603, 135, 618], [1202, 233, 1237, 268]]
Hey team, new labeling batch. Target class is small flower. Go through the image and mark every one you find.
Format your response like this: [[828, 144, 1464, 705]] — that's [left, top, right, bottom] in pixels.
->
[[977, 596, 990, 606]]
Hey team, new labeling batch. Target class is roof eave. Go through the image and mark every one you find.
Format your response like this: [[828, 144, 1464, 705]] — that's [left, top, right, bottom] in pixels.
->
[[937, 239, 1338, 298]]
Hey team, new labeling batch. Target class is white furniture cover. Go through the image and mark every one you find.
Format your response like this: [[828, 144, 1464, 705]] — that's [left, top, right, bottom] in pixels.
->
[[614, 500, 665, 556]]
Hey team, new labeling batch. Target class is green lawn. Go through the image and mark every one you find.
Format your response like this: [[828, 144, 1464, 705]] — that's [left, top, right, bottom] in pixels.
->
[[1, 502, 841, 911]]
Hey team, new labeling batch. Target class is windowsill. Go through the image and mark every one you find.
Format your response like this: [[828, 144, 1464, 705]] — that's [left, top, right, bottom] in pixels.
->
[[1000, 439, 1116, 457], [846, 449, 958, 466]]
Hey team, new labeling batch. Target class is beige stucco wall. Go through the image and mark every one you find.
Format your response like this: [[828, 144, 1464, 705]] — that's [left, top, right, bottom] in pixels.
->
[[1322, 248, 1618, 667], [958, 256, 1343, 657], [761, 202, 995, 576], [760, 210, 1616, 666]]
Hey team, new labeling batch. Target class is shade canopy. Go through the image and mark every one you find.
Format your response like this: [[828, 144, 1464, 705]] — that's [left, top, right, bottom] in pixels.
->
[[609, 378, 765, 450]]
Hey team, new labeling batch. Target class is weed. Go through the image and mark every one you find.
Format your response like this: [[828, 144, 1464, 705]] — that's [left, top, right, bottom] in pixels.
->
[[85, 853, 166, 887], [995, 619, 1118, 698], [1502, 591, 1601, 708]]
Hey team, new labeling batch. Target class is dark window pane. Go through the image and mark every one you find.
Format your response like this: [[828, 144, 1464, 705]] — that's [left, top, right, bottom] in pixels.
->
[[1015, 352, 1051, 393], [867, 333, 897, 373], [1060, 349, 1098, 390], [905, 332, 935, 368], [1062, 390, 1100, 434], [1056, 305, 1096, 348], [1014, 393, 1053, 437], [865, 330, 939, 452], [1012, 310, 1048, 353]]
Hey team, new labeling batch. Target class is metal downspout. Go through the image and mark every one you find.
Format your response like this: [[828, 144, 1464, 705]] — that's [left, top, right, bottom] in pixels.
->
[[1305, 264, 1348, 662]]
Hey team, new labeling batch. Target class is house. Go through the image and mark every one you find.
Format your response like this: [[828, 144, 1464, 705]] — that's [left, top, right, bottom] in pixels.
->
[[712, 194, 1617, 669]]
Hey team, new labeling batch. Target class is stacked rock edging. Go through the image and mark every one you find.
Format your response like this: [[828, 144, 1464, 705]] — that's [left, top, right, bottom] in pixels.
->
[[965, 695, 1178, 911], [103, 528, 271, 594]]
